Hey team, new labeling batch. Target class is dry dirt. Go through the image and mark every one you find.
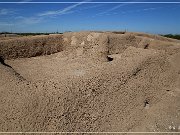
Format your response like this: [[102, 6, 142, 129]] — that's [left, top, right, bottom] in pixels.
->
[[0, 31, 180, 133]]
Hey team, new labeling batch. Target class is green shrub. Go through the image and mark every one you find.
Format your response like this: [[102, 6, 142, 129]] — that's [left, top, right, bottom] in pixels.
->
[[162, 34, 180, 40]]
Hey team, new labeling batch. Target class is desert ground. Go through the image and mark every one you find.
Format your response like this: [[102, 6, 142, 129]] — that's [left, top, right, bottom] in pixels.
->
[[0, 31, 180, 133]]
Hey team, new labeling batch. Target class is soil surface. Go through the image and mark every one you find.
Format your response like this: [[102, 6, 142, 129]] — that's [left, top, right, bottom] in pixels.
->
[[0, 31, 180, 133]]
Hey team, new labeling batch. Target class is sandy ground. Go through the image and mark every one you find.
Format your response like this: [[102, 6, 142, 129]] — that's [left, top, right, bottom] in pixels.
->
[[0, 31, 180, 133]]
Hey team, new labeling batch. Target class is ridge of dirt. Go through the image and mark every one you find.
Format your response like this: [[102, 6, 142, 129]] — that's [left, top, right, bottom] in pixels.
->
[[0, 34, 64, 59]]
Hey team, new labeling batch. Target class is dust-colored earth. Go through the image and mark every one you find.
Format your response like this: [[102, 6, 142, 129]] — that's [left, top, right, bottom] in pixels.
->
[[0, 31, 180, 133]]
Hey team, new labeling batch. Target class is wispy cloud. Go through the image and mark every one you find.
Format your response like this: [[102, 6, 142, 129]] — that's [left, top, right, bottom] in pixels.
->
[[15, 16, 43, 25], [107, 3, 130, 12], [15, 0, 95, 26], [95, 0, 139, 17], [0, 9, 16, 16], [142, 7, 157, 11], [95, 6, 162, 17], [120, 7, 161, 15], [0, 22, 13, 26], [38, 0, 90, 17], [78, 4, 103, 11], [96, 3, 132, 16], [0, 0, 101, 27]]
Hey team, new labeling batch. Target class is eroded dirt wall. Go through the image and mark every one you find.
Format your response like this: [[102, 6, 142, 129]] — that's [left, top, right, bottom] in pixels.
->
[[0, 34, 64, 59]]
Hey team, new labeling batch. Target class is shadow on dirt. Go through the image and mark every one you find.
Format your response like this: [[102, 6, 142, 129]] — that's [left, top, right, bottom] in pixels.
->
[[0, 56, 12, 68]]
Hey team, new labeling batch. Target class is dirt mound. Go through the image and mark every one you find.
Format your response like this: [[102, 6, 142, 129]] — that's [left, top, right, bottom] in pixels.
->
[[0, 31, 180, 132], [128, 32, 180, 43], [52, 47, 178, 132], [0, 34, 21, 41], [0, 34, 64, 59]]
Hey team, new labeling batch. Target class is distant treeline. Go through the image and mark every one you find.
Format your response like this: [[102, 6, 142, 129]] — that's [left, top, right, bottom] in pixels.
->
[[162, 34, 180, 40], [15, 33, 50, 36], [1, 32, 180, 40]]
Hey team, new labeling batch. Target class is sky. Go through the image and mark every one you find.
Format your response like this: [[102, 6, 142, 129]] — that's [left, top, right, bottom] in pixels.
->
[[0, 0, 180, 34]]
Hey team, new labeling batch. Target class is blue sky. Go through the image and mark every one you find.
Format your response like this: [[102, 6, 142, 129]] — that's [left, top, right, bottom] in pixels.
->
[[0, 0, 180, 34]]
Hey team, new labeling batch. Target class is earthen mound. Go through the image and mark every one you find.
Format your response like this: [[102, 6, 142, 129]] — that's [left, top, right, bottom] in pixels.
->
[[0, 31, 180, 132]]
